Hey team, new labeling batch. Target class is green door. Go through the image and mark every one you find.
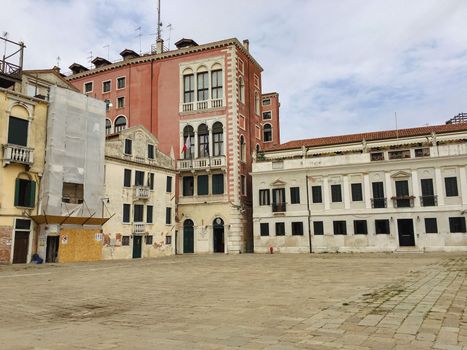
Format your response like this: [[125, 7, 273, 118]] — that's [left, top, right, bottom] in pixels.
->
[[132, 236, 142, 258], [183, 220, 194, 254]]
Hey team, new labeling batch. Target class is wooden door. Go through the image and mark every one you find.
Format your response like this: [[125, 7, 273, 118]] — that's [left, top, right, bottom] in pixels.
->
[[397, 219, 415, 247], [13, 232, 29, 264], [132, 236, 142, 258]]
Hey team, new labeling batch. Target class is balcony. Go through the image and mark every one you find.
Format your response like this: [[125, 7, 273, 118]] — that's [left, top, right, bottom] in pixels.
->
[[392, 196, 415, 208], [371, 197, 387, 208], [420, 195, 437, 207], [3, 144, 34, 166], [133, 223, 145, 234], [272, 202, 286, 213], [177, 156, 226, 171], [134, 186, 150, 200], [182, 98, 224, 113]]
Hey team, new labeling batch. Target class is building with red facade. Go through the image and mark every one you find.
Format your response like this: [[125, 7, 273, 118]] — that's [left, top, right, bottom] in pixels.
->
[[67, 38, 280, 254]]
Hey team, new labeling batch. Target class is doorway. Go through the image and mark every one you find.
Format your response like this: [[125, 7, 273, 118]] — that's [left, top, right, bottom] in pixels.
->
[[213, 218, 225, 253], [132, 235, 142, 258], [397, 219, 415, 247], [13, 232, 29, 264], [183, 219, 194, 253], [46, 236, 59, 263]]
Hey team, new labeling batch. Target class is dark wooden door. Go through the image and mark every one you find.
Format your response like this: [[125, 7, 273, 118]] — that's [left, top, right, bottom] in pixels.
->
[[46, 236, 59, 263], [13, 232, 29, 264], [213, 220, 224, 253], [397, 219, 415, 247], [183, 222, 194, 254], [132, 236, 142, 258]]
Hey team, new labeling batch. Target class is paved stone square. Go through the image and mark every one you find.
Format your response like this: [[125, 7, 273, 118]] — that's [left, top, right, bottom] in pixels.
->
[[0, 253, 465, 349]]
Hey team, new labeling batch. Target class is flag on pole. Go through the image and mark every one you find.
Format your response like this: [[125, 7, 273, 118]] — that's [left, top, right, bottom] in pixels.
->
[[182, 136, 191, 154]]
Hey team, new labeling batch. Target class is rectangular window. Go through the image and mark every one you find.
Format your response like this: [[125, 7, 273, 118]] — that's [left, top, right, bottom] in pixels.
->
[[183, 74, 194, 103], [290, 187, 300, 204], [291, 222, 304, 236], [124, 139, 132, 155], [197, 175, 209, 195], [145, 235, 153, 245], [123, 169, 131, 187], [135, 171, 144, 186], [148, 173, 155, 190], [122, 204, 130, 223], [166, 176, 172, 192], [449, 217, 466, 233], [333, 221, 347, 235], [133, 204, 144, 222], [388, 150, 410, 160], [260, 223, 269, 236], [372, 182, 385, 208], [15, 219, 30, 230], [146, 205, 153, 224], [165, 207, 172, 225], [14, 178, 36, 208], [122, 236, 130, 246], [102, 80, 111, 93], [213, 174, 224, 195], [395, 180, 411, 207], [211, 70, 223, 99], [425, 218, 438, 233], [331, 184, 342, 202], [117, 96, 125, 108], [354, 220, 368, 235], [148, 144, 154, 159], [275, 222, 285, 236], [104, 99, 111, 111], [421, 178, 435, 206], [262, 111, 272, 120], [375, 219, 390, 234], [197, 71, 209, 101], [62, 182, 83, 204], [165, 236, 172, 245], [445, 177, 459, 197], [351, 183, 363, 202], [84, 82, 93, 93], [262, 98, 271, 106], [370, 152, 384, 161], [183, 176, 194, 196], [312, 186, 322, 203], [272, 188, 286, 212], [213, 129, 223, 156], [8, 116, 29, 146], [259, 189, 270, 206], [313, 221, 324, 235], [415, 148, 430, 157], [117, 77, 126, 89]]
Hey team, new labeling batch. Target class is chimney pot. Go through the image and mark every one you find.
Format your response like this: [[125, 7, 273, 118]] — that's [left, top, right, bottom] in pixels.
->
[[243, 39, 249, 51]]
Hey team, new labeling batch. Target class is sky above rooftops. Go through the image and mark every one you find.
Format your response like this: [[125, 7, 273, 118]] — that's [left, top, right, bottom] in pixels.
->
[[2, 0, 466, 142]]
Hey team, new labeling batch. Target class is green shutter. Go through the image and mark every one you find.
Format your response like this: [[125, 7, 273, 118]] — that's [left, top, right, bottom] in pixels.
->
[[28, 181, 36, 208], [14, 178, 20, 207]]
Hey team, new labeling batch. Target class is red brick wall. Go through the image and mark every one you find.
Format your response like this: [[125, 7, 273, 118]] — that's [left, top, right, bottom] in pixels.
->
[[0, 226, 12, 264]]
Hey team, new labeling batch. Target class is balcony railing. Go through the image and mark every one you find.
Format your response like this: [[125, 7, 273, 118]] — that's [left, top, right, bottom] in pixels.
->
[[272, 202, 286, 213], [181, 99, 224, 113], [177, 155, 226, 171], [134, 186, 150, 200], [371, 197, 387, 208], [3, 144, 34, 166], [392, 196, 415, 208], [133, 223, 145, 234], [420, 195, 437, 207]]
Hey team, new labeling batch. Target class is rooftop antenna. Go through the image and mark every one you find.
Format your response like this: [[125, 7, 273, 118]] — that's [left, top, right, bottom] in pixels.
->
[[87, 50, 93, 68], [56, 56, 61, 67], [2, 32, 8, 58], [166, 24, 173, 50], [103, 44, 110, 60], [395, 112, 399, 139], [157, 0, 162, 41], [135, 26, 142, 54]]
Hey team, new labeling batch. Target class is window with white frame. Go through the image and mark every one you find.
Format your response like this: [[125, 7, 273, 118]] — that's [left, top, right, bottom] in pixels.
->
[[197, 71, 209, 101], [183, 73, 195, 103], [102, 80, 111, 93], [254, 91, 260, 115], [117, 97, 125, 108], [198, 124, 209, 158], [211, 70, 223, 100], [114, 116, 127, 133], [117, 77, 126, 89], [84, 82, 93, 93], [263, 124, 272, 142], [239, 76, 245, 103], [212, 122, 224, 156]]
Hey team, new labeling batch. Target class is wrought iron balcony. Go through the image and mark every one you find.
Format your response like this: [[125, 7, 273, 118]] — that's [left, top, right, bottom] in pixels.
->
[[133, 223, 145, 234], [371, 197, 387, 208], [391, 196, 415, 208], [177, 155, 226, 171], [134, 186, 150, 200], [272, 202, 286, 213], [420, 195, 437, 207], [3, 144, 33, 166]]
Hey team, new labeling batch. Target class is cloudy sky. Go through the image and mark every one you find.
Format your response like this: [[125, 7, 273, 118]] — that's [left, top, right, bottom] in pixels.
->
[[2, 0, 467, 142]]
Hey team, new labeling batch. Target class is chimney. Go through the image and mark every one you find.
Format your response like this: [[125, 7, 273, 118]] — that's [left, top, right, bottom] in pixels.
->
[[156, 38, 164, 54], [243, 39, 249, 51]]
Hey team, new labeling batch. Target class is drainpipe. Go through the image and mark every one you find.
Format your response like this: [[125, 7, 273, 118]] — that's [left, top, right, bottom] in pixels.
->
[[306, 174, 312, 254]]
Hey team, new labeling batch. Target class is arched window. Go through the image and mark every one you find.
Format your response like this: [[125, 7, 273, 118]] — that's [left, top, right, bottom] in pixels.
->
[[240, 135, 246, 162], [114, 116, 127, 133], [254, 91, 260, 115], [198, 124, 209, 158], [182, 125, 195, 160], [105, 119, 112, 136], [197, 66, 209, 102], [212, 122, 224, 156], [263, 124, 272, 142], [238, 76, 245, 103]]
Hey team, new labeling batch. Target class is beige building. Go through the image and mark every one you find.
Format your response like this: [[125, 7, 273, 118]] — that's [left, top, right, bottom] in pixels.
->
[[252, 123, 467, 253], [103, 126, 176, 259]]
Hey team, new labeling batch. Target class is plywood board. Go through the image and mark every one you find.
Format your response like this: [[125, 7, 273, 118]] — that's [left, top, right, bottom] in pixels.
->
[[58, 228, 102, 263]]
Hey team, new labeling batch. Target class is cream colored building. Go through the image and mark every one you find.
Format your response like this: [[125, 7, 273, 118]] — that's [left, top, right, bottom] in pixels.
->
[[103, 126, 176, 259], [252, 123, 467, 253]]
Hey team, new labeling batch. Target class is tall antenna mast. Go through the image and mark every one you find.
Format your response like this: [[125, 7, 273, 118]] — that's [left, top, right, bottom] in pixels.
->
[[157, 0, 162, 41]]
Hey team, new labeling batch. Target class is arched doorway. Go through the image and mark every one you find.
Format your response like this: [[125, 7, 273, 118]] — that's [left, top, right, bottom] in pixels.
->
[[183, 219, 194, 253], [213, 218, 224, 253]]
